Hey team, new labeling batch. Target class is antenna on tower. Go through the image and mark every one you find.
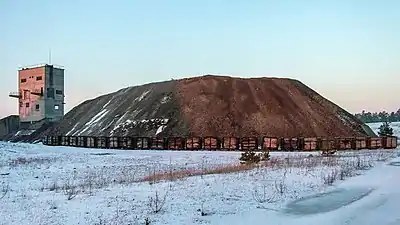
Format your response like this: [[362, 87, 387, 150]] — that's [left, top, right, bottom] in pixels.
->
[[48, 47, 52, 65]]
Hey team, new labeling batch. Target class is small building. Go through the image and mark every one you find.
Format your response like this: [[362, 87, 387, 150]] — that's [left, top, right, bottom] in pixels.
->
[[0, 115, 20, 139], [9, 64, 65, 129]]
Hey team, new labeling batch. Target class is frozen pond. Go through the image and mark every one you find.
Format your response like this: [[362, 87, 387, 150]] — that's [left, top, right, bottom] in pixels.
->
[[285, 187, 374, 215], [388, 161, 400, 167]]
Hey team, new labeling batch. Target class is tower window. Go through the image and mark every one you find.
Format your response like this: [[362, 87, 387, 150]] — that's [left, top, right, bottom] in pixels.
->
[[21, 79, 27, 83], [56, 90, 63, 95], [36, 76, 42, 81], [26, 103, 30, 107], [35, 104, 40, 111], [47, 88, 54, 98]]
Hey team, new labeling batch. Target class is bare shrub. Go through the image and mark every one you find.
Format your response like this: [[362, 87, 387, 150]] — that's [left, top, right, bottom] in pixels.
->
[[323, 156, 340, 167], [339, 164, 354, 180], [252, 184, 276, 203], [322, 169, 338, 185], [148, 190, 168, 213], [147, 166, 159, 185], [199, 157, 207, 180], [302, 157, 319, 175], [0, 182, 9, 200], [95, 168, 109, 188], [375, 151, 393, 162], [63, 180, 78, 200], [274, 170, 287, 195], [63, 170, 78, 200], [47, 193, 57, 210], [354, 155, 373, 170], [81, 171, 96, 195]]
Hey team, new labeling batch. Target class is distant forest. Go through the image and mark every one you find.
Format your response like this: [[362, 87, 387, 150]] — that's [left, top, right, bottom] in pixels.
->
[[355, 109, 400, 123]]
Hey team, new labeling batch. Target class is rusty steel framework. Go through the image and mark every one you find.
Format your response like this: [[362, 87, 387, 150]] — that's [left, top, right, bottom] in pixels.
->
[[42, 135, 398, 151]]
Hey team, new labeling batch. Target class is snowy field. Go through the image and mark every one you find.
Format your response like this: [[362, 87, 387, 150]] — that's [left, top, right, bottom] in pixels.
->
[[1, 122, 400, 225], [1, 141, 400, 225]]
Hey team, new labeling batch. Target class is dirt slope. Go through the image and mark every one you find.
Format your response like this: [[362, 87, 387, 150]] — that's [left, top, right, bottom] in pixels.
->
[[175, 75, 371, 137], [34, 75, 373, 139]]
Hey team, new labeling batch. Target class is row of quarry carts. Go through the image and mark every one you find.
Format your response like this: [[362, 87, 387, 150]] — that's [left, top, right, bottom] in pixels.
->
[[43, 135, 398, 151]]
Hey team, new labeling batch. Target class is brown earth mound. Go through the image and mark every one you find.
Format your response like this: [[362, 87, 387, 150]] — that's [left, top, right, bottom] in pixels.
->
[[18, 75, 375, 142], [176, 75, 372, 137]]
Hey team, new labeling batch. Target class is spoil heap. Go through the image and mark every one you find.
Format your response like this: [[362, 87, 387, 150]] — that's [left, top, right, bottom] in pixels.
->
[[27, 75, 375, 140]]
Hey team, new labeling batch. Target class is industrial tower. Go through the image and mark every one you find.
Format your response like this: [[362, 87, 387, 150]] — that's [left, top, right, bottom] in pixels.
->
[[9, 64, 65, 128]]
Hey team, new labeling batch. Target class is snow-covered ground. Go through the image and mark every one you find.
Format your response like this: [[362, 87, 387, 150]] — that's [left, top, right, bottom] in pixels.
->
[[1, 141, 400, 225]]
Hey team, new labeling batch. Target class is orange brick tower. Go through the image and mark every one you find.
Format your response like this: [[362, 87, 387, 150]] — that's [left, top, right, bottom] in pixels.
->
[[9, 64, 65, 127]]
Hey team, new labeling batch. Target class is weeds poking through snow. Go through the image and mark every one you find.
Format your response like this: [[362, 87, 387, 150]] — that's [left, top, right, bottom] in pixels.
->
[[9, 157, 54, 167], [198, 202, 213, 216], [322, 169, 339, 185], [92, 195, 140, 225], [48, 180, 59, 192], [145, 217, 151, 225], [63, 169, 78, 200], [148, 190, 168, 213], [114, 167, 137, 185], [94, 218, 107, 225], [47, 193, 57, 210], [147, 166, 159, 185]]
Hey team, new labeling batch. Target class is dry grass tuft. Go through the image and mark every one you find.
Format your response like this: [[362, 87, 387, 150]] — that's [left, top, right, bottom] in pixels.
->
[[140, 163, 259, 183]]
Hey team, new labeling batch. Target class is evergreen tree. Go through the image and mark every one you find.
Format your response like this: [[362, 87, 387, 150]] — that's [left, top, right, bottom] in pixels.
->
[[378, 122, 394, 136]]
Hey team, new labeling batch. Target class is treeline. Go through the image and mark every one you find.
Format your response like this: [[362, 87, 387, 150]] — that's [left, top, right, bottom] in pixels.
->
[[355, 109, 400, 123]]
